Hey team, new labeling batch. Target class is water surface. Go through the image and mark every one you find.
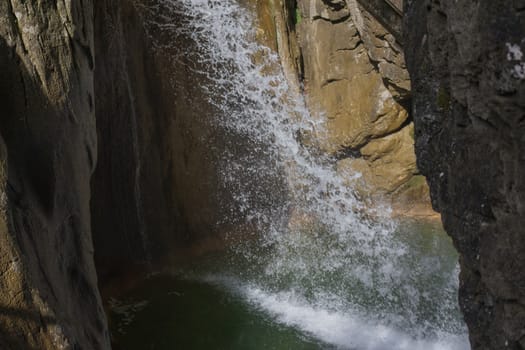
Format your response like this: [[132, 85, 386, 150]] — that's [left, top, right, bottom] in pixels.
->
[[109, 220, 469, 350]]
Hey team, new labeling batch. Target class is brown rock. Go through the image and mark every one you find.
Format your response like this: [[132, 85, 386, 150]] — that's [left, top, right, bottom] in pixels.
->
[[0, 1, 109, 349], [277, 0, 421, 209], [337, 123, 416, 194]]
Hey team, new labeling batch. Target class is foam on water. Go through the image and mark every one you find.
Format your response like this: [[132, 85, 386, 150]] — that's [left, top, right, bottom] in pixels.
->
[[141, 0, 469, 348], [196, 273, 469, 350], [244, 287, 469, 350]]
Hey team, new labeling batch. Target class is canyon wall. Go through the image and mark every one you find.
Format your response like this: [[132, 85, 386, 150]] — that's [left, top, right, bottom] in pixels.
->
[[0, 1, 109, 349], [92, 0, 279, 278], [91, 0, 222, 279], [256, 0, 433, 216], [0, 0, 231, 346], [404, 0, 525, 348], [1, 0, 505, 348], [0, 0, 223, 347]]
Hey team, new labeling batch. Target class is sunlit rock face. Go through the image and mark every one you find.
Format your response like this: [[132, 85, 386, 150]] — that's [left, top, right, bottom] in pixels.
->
[[404, 0, 525, 348], [253, 0, 432, 216], [297, 0, 409, 151]]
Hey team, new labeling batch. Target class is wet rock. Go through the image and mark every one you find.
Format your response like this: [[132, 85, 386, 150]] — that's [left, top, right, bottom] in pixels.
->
[[270, 0, 427, 212]]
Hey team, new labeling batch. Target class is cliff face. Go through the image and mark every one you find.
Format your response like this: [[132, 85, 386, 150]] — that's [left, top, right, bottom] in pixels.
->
[[256, 0, 433, 216], [404, 1, 525, 348], [0, 1, 109, 349], [0, 0, 231, 346], [92, 0, 191, 277], [92, 0, 255, 277], [2, 0, 501, 348]]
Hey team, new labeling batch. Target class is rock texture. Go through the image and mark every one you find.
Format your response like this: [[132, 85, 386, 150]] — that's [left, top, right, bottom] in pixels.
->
[[404, 0, 525, 348], [92, 0, 253, 279], [257, 0, 432, 214], [297, 0, 410, 152], [0, 1, 109, 349], [92, 0, 191, 279], [0, 0, 246, 346]]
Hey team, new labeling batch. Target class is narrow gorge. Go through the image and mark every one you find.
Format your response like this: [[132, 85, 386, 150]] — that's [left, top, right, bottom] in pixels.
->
[[0, 0, 523, 349]]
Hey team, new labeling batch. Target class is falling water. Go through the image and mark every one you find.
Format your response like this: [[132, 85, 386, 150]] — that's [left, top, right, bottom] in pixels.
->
[[123, 0, 470, 349]]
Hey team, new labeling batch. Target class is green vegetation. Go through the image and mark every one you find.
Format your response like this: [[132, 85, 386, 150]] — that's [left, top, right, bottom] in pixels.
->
[[294, 7, 302, 25]]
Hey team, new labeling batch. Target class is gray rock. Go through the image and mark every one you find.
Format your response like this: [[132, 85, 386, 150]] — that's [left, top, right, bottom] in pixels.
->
[[404, 0, 525, 348]]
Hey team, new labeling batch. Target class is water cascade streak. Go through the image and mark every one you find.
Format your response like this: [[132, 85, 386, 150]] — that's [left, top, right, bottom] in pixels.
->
[[141, 1, 469, 349]]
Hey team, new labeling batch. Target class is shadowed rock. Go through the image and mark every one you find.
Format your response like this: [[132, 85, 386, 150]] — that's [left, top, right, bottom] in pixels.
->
[[404, 0, 525, 348]]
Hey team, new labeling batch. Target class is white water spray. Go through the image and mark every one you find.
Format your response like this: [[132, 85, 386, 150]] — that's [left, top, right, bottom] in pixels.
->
[[140, 0, 469, 348]]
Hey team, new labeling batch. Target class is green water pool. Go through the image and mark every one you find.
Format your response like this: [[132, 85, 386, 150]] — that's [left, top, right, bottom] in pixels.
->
[[108, 220, 469, 350]]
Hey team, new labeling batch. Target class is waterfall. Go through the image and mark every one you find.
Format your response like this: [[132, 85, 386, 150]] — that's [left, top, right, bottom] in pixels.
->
[[139, 0, 469, 348]]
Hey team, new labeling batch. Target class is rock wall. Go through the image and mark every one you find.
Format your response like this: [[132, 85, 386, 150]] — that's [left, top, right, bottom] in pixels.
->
[[92, 0, 259, 279], [256, 0, 433, 216], [0, 0, 244, 346], [92, 0, 195, 279], [404, 0, 525, 348], [0, 0, 226, 346], [0, 1, 109, 349], [0, 0, 462, 348]]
